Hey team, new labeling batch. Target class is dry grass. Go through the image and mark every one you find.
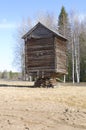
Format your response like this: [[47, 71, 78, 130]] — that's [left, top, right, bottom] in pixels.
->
[[0, 84, 86, 130]]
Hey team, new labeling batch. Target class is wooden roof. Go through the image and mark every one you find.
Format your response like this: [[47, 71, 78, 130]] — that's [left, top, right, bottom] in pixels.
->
[[22, 22, 67, 41]]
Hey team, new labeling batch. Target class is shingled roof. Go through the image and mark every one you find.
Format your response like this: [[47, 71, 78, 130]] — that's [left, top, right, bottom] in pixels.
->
[[22, 22, 67, 41]]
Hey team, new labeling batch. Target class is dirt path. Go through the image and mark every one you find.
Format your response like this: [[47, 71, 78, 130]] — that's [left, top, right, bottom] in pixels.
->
[[0, 87, 86, 130]]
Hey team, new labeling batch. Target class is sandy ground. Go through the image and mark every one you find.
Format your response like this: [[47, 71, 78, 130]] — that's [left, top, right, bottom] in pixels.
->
[[0, 86, 86, 130]]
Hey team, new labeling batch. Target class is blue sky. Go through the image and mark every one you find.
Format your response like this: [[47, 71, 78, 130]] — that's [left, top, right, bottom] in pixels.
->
[[0, 0, 86, 72]]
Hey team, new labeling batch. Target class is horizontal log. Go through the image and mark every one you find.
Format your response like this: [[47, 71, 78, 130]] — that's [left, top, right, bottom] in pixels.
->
[[27, 49, 54, 55], [27, 68, 55, 72], [26, 46, 54, 51], [27, 63, 54, 67], [27, 38, 54, 46]]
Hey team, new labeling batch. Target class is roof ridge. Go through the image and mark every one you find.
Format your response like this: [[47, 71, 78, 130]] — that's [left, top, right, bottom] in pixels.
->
[[22, 22, 67, 41]]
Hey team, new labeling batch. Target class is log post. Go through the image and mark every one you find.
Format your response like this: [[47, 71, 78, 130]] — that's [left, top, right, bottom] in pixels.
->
[[63, 75, 66, 83]]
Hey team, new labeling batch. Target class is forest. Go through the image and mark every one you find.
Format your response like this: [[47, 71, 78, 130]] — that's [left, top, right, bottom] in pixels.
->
[[13, 6, 86, 83]]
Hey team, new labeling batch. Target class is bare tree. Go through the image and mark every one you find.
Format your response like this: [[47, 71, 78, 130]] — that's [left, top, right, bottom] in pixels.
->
[[13, 18, 32, 80], [36, 12, 57, 29], [70, 12, 80, 83]]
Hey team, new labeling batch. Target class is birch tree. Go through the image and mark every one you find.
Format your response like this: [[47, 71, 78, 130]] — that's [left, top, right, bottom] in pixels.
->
[[74, 23, 80, 83], [70, 13, 80, 83]]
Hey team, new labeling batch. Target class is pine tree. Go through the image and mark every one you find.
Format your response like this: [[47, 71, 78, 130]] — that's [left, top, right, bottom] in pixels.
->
[[58, 6, 72, 82], [58, 6, 69, 38]]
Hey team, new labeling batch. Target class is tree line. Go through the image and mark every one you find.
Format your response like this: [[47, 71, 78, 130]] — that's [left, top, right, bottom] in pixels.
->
[[58, 7, 86, 83], [13, 6, 86, 83], [0, 71, 21, 80]]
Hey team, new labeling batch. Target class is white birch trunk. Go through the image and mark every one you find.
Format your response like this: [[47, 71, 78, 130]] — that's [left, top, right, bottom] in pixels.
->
[[75, 32, 80, 83], [76, 36, 80, 83], [72, 34, 75, 84], [70, 12, 80, 83]]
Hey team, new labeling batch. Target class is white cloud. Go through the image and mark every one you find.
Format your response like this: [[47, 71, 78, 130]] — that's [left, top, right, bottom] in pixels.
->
[[0, 19, 17, 29], [0, 22, 16, 29]]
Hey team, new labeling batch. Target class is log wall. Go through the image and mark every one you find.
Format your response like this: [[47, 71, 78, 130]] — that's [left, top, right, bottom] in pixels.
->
[[25, 37, 55, 78], [54, 37, 67, 74]]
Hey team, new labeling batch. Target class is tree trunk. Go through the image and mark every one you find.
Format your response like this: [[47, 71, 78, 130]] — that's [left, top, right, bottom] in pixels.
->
[[72, 34, 75, 84], [75, 34, 80, 83]]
